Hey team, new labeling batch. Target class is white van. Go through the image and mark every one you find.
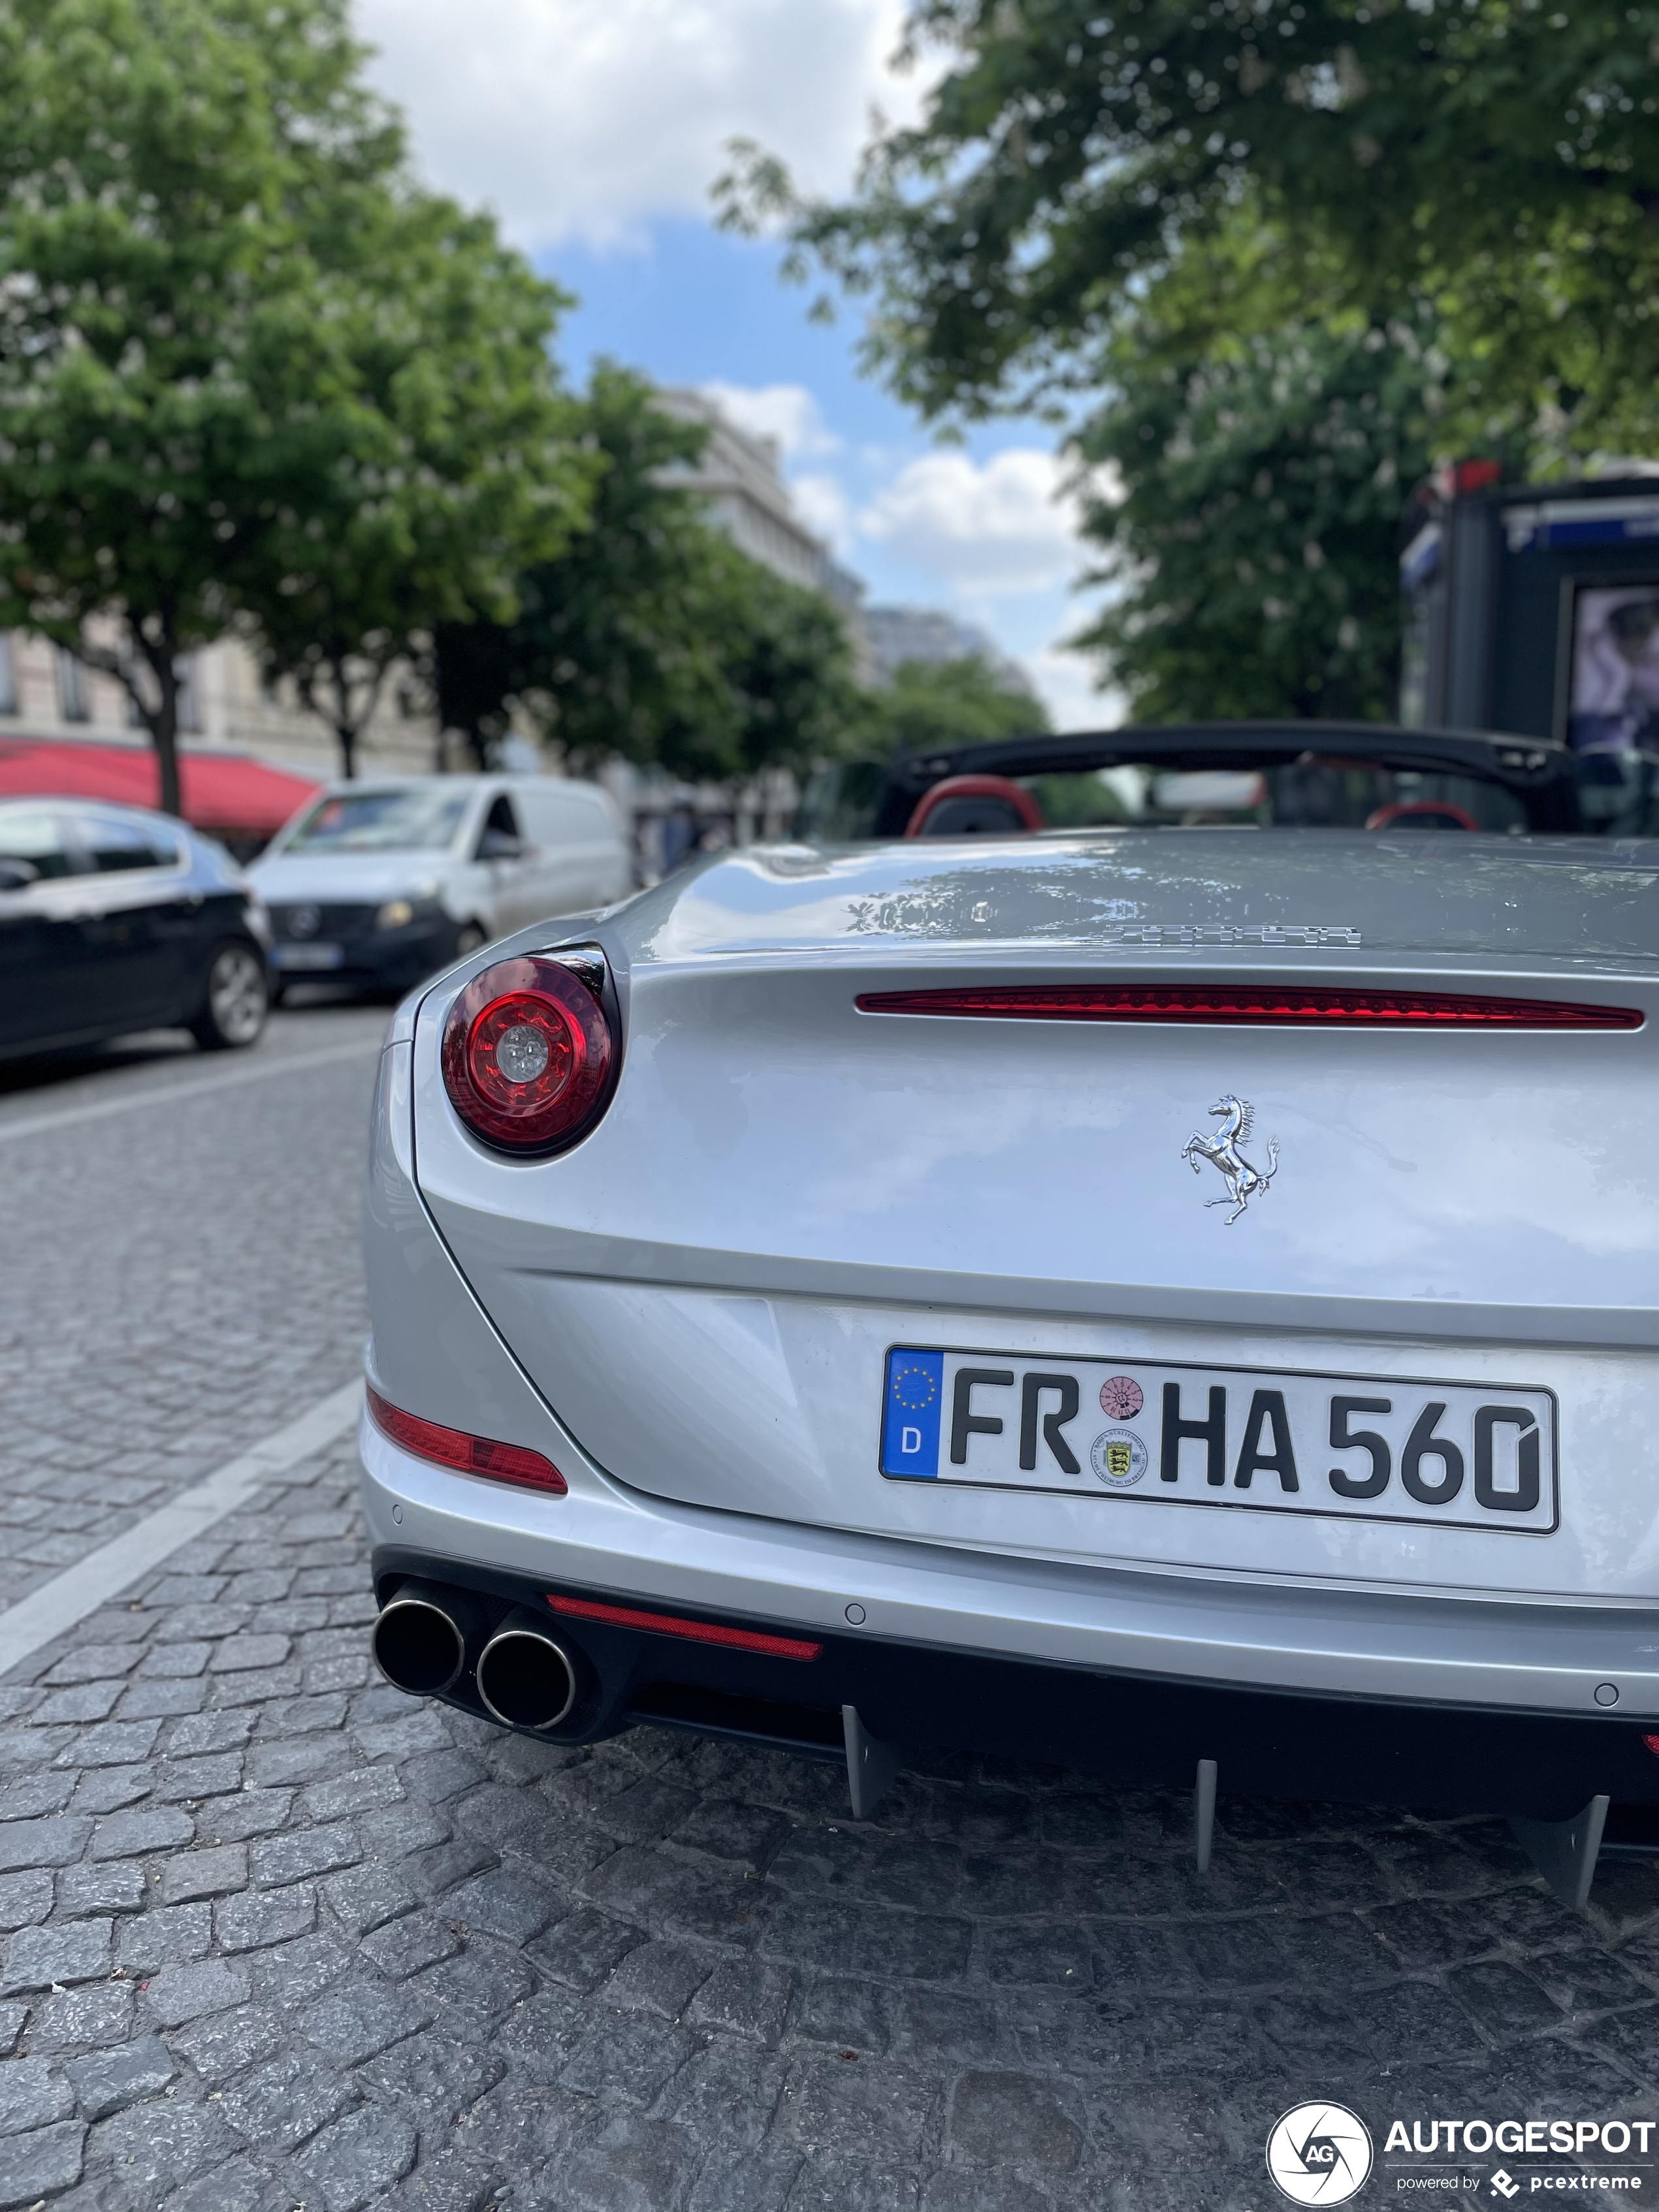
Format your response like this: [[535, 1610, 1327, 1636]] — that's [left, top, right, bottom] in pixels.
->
[[249, 774, 632, 995]]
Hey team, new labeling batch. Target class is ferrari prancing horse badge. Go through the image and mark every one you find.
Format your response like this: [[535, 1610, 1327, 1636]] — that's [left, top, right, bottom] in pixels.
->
[[1180, 1094, 1280, 1225]]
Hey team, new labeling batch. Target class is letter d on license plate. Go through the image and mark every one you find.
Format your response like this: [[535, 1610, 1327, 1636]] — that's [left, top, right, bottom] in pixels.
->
[[879, 1346, 1558, 1532]]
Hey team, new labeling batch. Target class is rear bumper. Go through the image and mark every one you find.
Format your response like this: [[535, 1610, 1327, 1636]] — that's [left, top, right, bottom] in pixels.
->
[[359, 1416, 1659, 1819]]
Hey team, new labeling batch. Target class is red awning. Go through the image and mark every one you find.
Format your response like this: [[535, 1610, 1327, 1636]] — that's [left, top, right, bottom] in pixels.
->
[[0, 738, 321, 840]]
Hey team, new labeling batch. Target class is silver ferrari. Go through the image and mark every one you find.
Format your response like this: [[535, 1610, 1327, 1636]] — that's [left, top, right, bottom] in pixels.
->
[[359, 722, 1659, 1906]]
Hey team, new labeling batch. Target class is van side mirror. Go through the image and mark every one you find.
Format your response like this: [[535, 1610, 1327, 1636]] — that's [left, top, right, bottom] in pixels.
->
[[477, 828, 526, 861], [0, 858, 40, 890]]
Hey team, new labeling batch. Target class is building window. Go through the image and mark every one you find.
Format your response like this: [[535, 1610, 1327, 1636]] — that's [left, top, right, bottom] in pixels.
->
[[57, 649, 89, 723], [0, 635, 16, 716]]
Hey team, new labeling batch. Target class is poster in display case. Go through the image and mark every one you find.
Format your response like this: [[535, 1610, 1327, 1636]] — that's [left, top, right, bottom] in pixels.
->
[[1564, 581, 1659, 752]]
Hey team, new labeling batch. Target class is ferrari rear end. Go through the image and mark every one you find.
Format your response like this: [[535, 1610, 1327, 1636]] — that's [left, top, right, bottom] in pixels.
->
[[358, 831, 1659, 1882]]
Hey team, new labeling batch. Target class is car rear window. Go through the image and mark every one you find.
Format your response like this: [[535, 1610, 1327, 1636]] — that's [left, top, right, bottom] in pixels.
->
[[72, 812, 185, 871], [0, 809, 72, 879], [285, 789, 472, 853]]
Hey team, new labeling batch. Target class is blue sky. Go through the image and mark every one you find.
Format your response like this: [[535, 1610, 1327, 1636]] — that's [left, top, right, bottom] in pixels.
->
[[356, 0, 1110, 724]]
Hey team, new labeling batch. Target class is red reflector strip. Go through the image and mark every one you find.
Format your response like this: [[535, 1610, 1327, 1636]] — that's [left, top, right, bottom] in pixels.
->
[[545, 1592, 822, 1660], [855, 986, 1643, 1030], [366, 1386, 567, 1496], [1643, 1733, 1659, 1759]]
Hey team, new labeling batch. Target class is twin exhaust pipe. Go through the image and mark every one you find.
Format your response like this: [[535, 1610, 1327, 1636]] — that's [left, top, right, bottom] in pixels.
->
[[371, 1579, 577, 1732]]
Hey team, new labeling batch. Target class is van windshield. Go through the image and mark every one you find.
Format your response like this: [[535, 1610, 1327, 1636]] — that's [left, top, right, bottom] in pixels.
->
[[284, 789, 471, 854]]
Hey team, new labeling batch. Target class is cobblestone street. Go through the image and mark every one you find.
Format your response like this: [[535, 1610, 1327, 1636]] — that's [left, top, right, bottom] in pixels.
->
[[5, 1012, 1659, 2210]]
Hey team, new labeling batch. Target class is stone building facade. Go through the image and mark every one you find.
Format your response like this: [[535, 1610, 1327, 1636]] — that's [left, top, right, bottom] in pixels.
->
[[0, 389, 878, 799], [0, 628, 440, 782]]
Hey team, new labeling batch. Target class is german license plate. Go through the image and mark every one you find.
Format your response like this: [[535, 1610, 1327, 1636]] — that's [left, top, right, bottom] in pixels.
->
[[273, 942, 344, 970], [879, 1346, 1557, 1532]]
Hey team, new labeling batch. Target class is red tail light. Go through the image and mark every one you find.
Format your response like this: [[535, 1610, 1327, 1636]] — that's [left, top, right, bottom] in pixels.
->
[[367, 1385, 566, 1495], [546, 1592, 821, 1659], [442, 954, 615, 1152], [856, 985, 1643, 1030]]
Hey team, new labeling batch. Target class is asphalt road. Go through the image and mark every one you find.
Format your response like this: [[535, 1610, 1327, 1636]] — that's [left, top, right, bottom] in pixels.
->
[[3, 1006, 1659, 2211]]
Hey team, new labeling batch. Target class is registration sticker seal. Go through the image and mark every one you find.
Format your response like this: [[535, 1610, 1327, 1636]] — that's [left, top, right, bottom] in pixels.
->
[[1090, 1428, 1149, 1489], [1099, 1375, 1144, 1420]]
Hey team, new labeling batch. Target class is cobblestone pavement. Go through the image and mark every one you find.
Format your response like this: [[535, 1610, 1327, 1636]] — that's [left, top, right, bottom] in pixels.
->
[[0, 1008, 386, 1609], [7, 1009, 1659, 2209], [4, 1427, 1659, 2209]]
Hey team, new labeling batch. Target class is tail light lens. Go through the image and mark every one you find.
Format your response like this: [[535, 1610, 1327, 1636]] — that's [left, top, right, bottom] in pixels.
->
[[441, 954, 615, 1152], [856, 985, 1643, 1029], [366, 1385, 566, 1495]]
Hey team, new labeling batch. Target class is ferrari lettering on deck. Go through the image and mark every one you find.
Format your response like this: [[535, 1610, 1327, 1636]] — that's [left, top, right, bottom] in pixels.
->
[[879, 1346, 1558, 1532]]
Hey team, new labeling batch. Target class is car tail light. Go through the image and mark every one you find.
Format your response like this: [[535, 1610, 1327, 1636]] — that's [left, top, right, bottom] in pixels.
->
[[366, 1385, 567, 1495], [855, 985, 1643, 1029], [546, 1592, 822, 1659], [441, 954, 615, 1152]]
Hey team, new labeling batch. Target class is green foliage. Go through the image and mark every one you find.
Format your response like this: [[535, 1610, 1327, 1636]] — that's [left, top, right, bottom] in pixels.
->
[[1073, 264, 1451, 720], [728, 0, 1659, 452], [852, 652, 1048, 754], [435, 366, 861, 781], [680, 538, 862, 782], [249, 193, 595, 778], [436, 364, 734, 771], [0, 0, 590, 794], [0, 0, 404, 809]]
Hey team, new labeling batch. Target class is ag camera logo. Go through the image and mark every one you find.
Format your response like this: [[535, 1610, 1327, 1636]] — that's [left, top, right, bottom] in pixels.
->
[[1266, 2102, 1375, 2205]]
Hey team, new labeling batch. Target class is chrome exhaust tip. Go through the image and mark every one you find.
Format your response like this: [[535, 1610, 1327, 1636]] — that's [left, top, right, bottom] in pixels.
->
[[476, 1611, 578, 1732], [371, 1579, 475, 1698]]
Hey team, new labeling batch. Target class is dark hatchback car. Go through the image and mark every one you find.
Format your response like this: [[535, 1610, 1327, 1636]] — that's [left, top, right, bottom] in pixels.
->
[[0, 797, 272, 1061]]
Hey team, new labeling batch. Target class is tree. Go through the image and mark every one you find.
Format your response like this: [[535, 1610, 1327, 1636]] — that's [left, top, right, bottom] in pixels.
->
[[249, 193, 596, 780], [676, 537, 862, 782], [434, 364, 733, 772], [0, 0, 406, 814], [1071, 258, 1451, 720], [724, 0, 1659, 452], [852, 652, 1048, 754], [434, 365, 862, 780]]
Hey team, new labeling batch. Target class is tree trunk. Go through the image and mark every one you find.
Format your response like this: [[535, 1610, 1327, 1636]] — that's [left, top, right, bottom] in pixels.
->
[[316, 655, 385, 782], [152, 702, 182, 818], [117, 626, 182, 818]]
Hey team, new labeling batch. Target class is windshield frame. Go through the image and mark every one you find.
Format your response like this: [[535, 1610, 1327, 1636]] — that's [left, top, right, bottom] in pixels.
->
[[810, 722, 1592, 841]]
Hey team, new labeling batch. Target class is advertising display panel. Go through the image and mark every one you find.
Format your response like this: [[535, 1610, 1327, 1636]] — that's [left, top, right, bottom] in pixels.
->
[[1565, 580, 1659, 751]]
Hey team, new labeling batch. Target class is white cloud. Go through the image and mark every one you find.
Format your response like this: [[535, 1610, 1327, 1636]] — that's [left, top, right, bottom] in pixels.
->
[[355, 0, 923, 249], [1020, 643, 1123, 733], [698, 381, 840, 461], [857, 448, 1084, 598], [790, 472, 856, 554]]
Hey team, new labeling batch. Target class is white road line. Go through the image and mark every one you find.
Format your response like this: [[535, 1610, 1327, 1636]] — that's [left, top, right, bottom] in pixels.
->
[[0, 1037, 383, 1146], [0, 1379, 364, 1678]]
